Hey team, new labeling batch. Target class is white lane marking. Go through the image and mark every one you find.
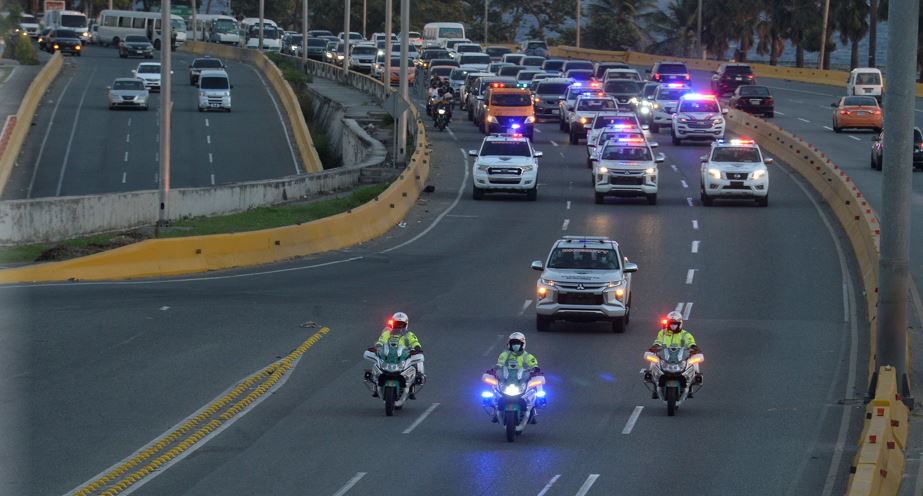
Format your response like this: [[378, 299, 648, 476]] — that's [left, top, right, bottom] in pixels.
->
[[121, 172, 127, 184], [575, 474, 600, 496], [536, 474, 561, 496], [797, 117, 811, 123], [402, 402, 440, 434], [823, 126, 833, 131], [692, 219, 699, 230], [621, 406, 644, 434], [566, 200, 571, 210], [331, 472, 367, 496], [127, 117, 131, 127], [208, 152, 214, 164], [685, 269, 695, 284], [550, 140, 559, 147], [534, 128, 542, 134], [55, 67, 98, 197], [849, 136, 861, 141], [27, 76, 75, 198], [159, 306, 170, 311], [123, 151, 129, 163], [206, 135, 211, 145], [210, 174, 215, 185], [248, 66, 300, 175], [561, 219, 570, 231], [126, 134, 130, 143], [483, 334, 505, 357], [559, 152, 565, 158], [380, 148, 470, 254], [681, 179, 688, 189], [205, 118, 209, 127], [686, 197, 693, 207], [775, 111, 785, 116], [670, 164, 678, 172], [446, 127, 457, 140], [682, 302, 693, 320], [691, 240, 700, 253], [674, 302, 684, 314], [519, 299, 533, 316]]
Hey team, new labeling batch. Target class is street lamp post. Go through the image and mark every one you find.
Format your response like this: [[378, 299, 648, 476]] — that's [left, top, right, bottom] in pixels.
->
[[258, 0, 264, 50], [484, 0, 488, 44], [397, 0, 409, 164], [384, 0, 392, 86], [191, 0, 197, 42], [158, 0, 172, 230], [344, 0, 351, 75], [697, 0, 703, 59], [363, 0, 367, 39], [302, 0, 308, 66], [818, 0, 831, 69], [576, 0, 581, 48]]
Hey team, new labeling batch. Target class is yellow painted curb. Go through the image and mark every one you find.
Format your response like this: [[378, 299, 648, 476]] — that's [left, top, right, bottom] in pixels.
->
[[71, 327, 330, 496]]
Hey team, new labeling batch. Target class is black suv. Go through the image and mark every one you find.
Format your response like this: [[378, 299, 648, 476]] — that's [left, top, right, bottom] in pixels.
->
[[871, 128, 923, 171], [712, 63, 755, 95], [189, 57, 226, 85], [646, 61, 689, 83], [46, 29, 82, 56]]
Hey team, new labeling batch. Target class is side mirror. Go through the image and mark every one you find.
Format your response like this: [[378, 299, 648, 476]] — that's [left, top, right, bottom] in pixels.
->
[[531, 261, 544, 271], [721, 108, 728, 114], [641, 124, 649, 131], [469, 149, 479, 157], [534, 151, 543, 158], [764, 158, 774, 165], [649, 141, 659, 148], [699, 155, 707, 162], [830, 102, 837, 108], [623, 262, 639, 273], [655, 153, 665, 163]]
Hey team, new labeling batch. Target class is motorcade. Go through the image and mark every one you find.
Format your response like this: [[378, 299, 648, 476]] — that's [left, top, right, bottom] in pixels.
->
[[531, 78, 571, 120], [603, 68, 642, 82], [558, 82, 604, 131], [699, 138, 772, 206], [363, 337, 425, 416], [603, 79, 642, 106], [642, 345, 704, 416], [469, 133, 543, 200], [586, 112, 646, 156], [481, 84, 536, 139], [480, 364, 546, 442], [586, 123, 652, 167], [471, 76, 516, 124], [567, 95, 620, 144], [650, 83, 692, 133], [831, 96, 883, 133], [728, 85, 774, 117]]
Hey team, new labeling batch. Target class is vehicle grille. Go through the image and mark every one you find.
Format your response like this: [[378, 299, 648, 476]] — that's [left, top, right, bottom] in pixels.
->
[[488, 178, 521, 185], [122, 96, 136, 101], [207, 97, 224, 105], [488, 167, 522, 175], [726, 172, 748, 180], [558, 293, 604, 305], [687, 121, 712, 129], [610, 176, 644, 185]]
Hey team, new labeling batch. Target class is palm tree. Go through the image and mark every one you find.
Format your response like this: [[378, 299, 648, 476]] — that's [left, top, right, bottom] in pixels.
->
[[833, 0, 869, 69], [644, 0, 698, 57], [868, 0, 878, 66], [586, 0, 657, 48], [755, 0, 789, 65]]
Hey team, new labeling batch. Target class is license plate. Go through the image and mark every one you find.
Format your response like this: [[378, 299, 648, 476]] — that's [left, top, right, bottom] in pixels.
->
[[749, 99, 762, 104], [735, 77, 742, 80], [210, 104, 220, 108], [864, 88, 872, 93], [730, 181, 744, 188], [857, 111, 868, 115]]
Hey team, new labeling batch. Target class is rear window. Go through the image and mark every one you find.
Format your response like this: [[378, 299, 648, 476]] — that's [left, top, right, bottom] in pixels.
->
[[856, 73, 881, 85], [499, 66, 525, 76], [194, 59, 224, 68], [566, 70, 594, 81], [723, 65, 752, 75], [594, 116, 636, 129], [113, 80, 145, 91], [137, 65, 159, 74], [431, 67, 454, 76], [712, 147, 761, 162], [522, 57, 545, 66], [525, 41, 547, 50], [481, 141, 531, 156], [460, 54, 490, 65], [308, 38, 327, 47], [739, 86, 770, 96], [656, 63, 688, 74], [605, 80, 640, 93], [490, 92, 532, 106], [423, 50, 450, 60], [456, 44, 481, 53], [843, 96, 878, 106], [657, 87, 690, 100], [536, 82, 570, 95], [563, 61, 594, 71], [601, 145, 651, 161], [548, 248, 620, 270], [485, 47, 511, 57], [125, 35, 149, 43], [543, 60, 566, 71], [352, 46, 377, 55], [450, 69, 469, 80], [678, 99, 720, 113], [577, 99, 618, 111], [517, 71, 541, 81]]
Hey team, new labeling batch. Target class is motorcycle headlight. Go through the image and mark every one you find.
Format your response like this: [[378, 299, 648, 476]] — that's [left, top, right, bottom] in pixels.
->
[[639, 107, 650, 114], [503, 384, 522, 396], [598, 166, 609, 174], [337, 55, 344, 60], [437, 108, 446, 114], [752, 169, 767, 180], [708, 168, 722, 180]]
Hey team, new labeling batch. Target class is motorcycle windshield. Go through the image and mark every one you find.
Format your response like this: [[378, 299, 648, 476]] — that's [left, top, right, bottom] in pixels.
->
[[659, 346, 689, 367], [382, 338, 407, 363]]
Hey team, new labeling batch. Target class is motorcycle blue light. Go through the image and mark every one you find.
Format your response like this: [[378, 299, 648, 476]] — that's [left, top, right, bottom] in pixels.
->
[[536, 390, 546, 398], [481, 391, 494, 399]]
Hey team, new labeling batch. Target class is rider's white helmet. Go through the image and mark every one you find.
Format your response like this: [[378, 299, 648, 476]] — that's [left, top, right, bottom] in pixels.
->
[[665, 311, 683, 332], [508, 332, 526, 351], [389, 312, 409, 331]]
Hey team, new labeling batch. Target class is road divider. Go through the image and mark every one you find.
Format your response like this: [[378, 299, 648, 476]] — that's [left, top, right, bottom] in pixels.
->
[[0, 52, 62, 193], [68, 327, 330, 496]]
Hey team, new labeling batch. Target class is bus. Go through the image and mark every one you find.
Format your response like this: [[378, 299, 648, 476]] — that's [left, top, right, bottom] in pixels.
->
[[239, 18, 281, 51], [97, 10, 187, 50], [422, 22, 465, 48], [188, 14, 239, 44], [42, 10, 89, 42]]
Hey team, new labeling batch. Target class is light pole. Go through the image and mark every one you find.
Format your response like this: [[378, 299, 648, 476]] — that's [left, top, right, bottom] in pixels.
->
[[344, 0, 351, 74], [484, 0, 488, 44], [697, 0, 703, 59], [576, 0, 581, 48], [363, 0, 367, 39], [876, 0, 920, 406], [190, 0, 197, 42], [158, 0, 172, 230], [302, 0, 308, 66], [397, 0, 409, 164], [258, 0, 264, 50], [818, 0, 830, 69], [384, 0, 392, 86]]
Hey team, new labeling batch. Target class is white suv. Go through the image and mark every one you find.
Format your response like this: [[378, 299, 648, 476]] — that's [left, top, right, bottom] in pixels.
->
[[470, 134, 543, 201], [650, 83, 691, 133], [671, 93, 726, 145], [700, 138, 773, 207], [567, 95, 620, 144], [532, 236, 638, 333], [593, 137, 663, 205]]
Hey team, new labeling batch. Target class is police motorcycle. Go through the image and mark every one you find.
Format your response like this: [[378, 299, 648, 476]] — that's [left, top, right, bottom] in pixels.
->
[[363, 336, 424, 416], [641, 345, 703, 416], [434, 104, 450, 131], [481, 364, 547, 442]]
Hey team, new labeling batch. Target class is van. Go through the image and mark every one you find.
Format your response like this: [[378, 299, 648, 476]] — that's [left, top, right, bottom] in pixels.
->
[[481, 85, 536, 139], [197, 70, 232, 112], [847, 68, 883, 101]]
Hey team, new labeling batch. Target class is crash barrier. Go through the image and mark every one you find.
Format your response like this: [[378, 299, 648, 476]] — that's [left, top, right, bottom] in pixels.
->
[[549, 46, 923, 96], [69, 327, 330, 496], [846, 366, 909, 496], [0, 67, 427, 282], [180, 41, 323, 173], [0, 52, 62, 194]]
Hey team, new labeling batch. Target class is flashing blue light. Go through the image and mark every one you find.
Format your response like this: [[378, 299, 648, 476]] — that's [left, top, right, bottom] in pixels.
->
[[481, 391, 494, 399], [571, 82, 582, 87], [536, 390, 546, 398], [511, 123, 521, 130]]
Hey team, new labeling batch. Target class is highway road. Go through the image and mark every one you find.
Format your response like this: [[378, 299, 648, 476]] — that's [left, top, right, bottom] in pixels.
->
[[2, 44, 301, 200], [0, 73, 867, 495]]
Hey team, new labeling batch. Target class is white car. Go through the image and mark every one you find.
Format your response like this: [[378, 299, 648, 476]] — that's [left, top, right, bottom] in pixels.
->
[[132, 62, 162, 92], [469, 134, 543, 201], [700, 138, 772, 207], [586, 112, 644, 153], [587, 126, 655, 168], [650, 83, 691, 133], [593, 137, 663, 205], [458, 52, 491, 72], [558, 82, 602, 131], [670, 93, 726, 145], [567, 94, 620, 144]]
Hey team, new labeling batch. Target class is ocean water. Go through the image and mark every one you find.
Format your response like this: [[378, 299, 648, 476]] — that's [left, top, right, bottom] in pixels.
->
[[736, 21, 892, 70]]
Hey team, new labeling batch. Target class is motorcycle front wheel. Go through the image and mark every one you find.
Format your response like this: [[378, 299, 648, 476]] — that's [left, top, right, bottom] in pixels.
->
[[666, 387, 678, 416], [384, 386, 397, 417], [504, 410, 517, 442]]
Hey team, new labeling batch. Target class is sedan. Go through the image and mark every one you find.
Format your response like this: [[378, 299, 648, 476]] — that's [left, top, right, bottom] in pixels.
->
[[870, 127, 923, 171], [831, 96, 882, 133], [119, 35, 154, 59], [108, 78, 149, 110], [132, 62, 162, 92], [46, 29, 82, 56], [728, 85, 774, 117]]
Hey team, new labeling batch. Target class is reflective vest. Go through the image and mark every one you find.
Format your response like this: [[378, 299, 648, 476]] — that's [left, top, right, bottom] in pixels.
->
[[653, 329, 696, 349], [496, 350, 539, 371]]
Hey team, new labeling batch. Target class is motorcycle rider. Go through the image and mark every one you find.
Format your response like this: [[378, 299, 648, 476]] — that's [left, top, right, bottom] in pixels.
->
[[433, 92, 453, 125], [370, 312, 426, 399], [490, 332, 542, 423], [648, 311, 702, 398], [427, 82, 440, 114]]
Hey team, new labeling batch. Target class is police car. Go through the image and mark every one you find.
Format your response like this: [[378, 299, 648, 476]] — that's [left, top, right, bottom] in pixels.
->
[[587, 126, 657, 168], [585, 112, 645, 154], [558, 82, 603, 131], [650, 83, 692, 134], [567, 94, 620, 144], [593, 137, 664, 205], [699, 138, 773, 207], [670, 93, 726, 145], [469, 133, 543, 201]]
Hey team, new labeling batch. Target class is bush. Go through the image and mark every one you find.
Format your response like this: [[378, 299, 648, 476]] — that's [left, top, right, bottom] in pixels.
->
[[3, 33, 38, 65]]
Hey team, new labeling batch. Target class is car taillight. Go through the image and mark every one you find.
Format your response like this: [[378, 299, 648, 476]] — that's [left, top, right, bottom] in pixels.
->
[[684, 74, 691, 80], [766, 98, 774, 105], [873, 109, 882, 115], [839, 110, 848, 115], [746, 74, 753, 78], [653, 74, 661, 81]]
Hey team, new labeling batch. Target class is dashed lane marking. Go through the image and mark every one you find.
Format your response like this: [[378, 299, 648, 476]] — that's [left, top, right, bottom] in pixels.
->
[[797, 117, 810, 123], [208, 152, 214, 164], [823, 126, 833, 131], [550, 140, 559, 147], [124, 151, 129, 163], [482, 334, 505, 357], [210, 174, 215, 185], [686, 197, 693, 207], [206, 135, 211, 145], [691, 240, 699, 253], [575, 475, 600, 496], [125, 134, 130, 143], [683, 302, 693, 320], [402, 402, 440, 434], [331, 472, 367, 496], [519, 299, 533, 316], [446, 127, 457, 140], [561, 219, 570, 231], [536, 475, 561, 496], [205, 118, 209, 127], [685, 269, 695, 284], [849, 136, 861, 141], [692, 219, 699, 230], [775, 111, 785, 116], [622, 406, 644, 434], [121, 172, 126, 184], [681, 180, 688, 189], [671, 164, 678, 172], [566, 200, 571, 210]]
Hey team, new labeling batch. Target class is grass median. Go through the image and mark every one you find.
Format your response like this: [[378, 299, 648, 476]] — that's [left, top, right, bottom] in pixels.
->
[[0, 183, 389, 264]]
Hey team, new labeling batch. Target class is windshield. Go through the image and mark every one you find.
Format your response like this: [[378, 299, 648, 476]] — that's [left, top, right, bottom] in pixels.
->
[[679, 99, 719, 113], [61, 14, 86, 28], [843, 96, 878, 106], [504, 54, 524, 64], [605, 80, 640, 93], [352, 46, 376, 55], [200, 76, 229, 90], [213, 19, 237, 33], [657, 88, 690, 100], [194, 59, 224, 68], [657, 63, 687, 74], [289, 35, 304, 44], [54, 29, 78, 38], [460, 54, 490, 65], [251, 26, 279, 39], [712, 147, 761, 162], [439, 27, 464, 38], [490, 93, 531, 106], [856, 73, 881, 85], [449, 69, 469, 81], [577, 99, 617, 111], [543, 60, 565, 71], [486, 47, 510, 57], [517, 71, 540, 81], [601, 145, 651, 161], [480, 141, 531, 156], [548, 248, 620, 270], [137, 65, 159, 74], [526, 41, 547, 50], [423, 50, 450, 60], [536, 82, 569, 95], [739, 85, 770, 96], [125, 35, 148, 43], [564, 61, 594, 71], [113, 80, 145, 91], [21, 14, 36, 22]]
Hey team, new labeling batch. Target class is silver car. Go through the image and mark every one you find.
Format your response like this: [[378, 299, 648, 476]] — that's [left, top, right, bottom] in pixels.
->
[[108, 78, 149, 110], [532, 236, 638, 333]]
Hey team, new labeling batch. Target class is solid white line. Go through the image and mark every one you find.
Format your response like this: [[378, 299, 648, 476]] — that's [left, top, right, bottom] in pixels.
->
[[849, 136, 861, 141], [206, 135, 211, 145], [519, 299, 533, 316], [402, 402, 440, 434], [566, 200, 571, 210], [550, 140, 559, 147], [446, 127, 457, 140], [692, 219, 699, 230], [208, 152, 213, 164], [121, 172, 127, 184], [775, 111, 785, 116], [210, 174, 215, 185], [536, 474, 561, 496], [248, 66, 300, 175], [124, 151, 129, 163], [126, 134, 130, 143], [205, 118, 209, 127], [575, 474, 600, 496], [621, 406, 644, 434], [682, 302, 693, 320], [685, 269, 695, 284], [561, 219, 570, 231], [691, 240, 700, 253], [27, 76, 75, 198], [823, 126, 833, 131], [797, 117, 811, 123], [331, 472, 367, 496], [686, 197, 693, 207], [55, 67, 97, 197], [681, 179, 688, 189]]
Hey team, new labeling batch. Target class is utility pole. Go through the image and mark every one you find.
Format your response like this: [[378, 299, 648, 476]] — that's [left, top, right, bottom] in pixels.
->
[[697, 0, 703, 60], [344, 0, 351, 73], [363, 0, 367, 39], [397, 0, 409, 164], [484, 0, 488, 44], [576, 0, 581, 48], [818, 0, 830, 69], [158, 0, 172, 231], [302, 0, 308, 65], [190, 0, 196, 42], [258, 0, 264, 50], [876, 0, 920, 407], [384, 0, 392, 86]]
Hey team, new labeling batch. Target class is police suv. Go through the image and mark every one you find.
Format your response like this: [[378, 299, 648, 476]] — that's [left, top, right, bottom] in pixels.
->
[[470, 133, 543, 201], [699, 138, 772, 207], [593, 136, 663, 205], [670, 93, 726, 145], [650, 83, 691, 133]]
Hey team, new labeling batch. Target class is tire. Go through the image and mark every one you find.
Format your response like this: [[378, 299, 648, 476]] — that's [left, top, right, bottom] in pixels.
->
[[384, 386, 396, 417], [472, 186, 484, 200], [112, 37, 120, 48], [624, 295, 632, 325], [700, 190, 713, 206], [536, 314, 551, 332], [666, 386, 678, 416], [504, 410, 517, 442], [756, 196, 769, 207], [646, 193, 657, 205], [569, 130, 577, 145], [594, 191, 605, 204], [833, 120, 842, 133], [526, 186, 537, 201], [672, 132, 681, 146], [559, 119, 566, 132], [650, 123, 660, 133], [611, 316, 626, 333], [870, 154, 877, 170], [876, 158, 883, 171]]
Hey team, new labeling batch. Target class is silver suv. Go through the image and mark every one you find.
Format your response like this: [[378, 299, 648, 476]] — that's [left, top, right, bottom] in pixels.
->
[[532, 236, 638, 333]]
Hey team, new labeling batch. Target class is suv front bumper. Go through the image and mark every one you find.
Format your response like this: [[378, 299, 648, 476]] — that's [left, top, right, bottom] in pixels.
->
[[673, 121, 725, 140], [702, 173, 768, 198], [595, 169, 658, 196], [536, 295, 628, 319], [473, 169, 537, 192]]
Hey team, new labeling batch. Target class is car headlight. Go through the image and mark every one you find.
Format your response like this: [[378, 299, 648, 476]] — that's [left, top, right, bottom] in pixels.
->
[[525, 116, 536, 123], [713, 118, 723, 125], [645, 167, 655, 175], [579, 117, 588, 124], [708, 168, 722, 179], [653, 103, 660, 109], [337, 55, 344, 60], [486, 115, 497, 123], [629, 97, 639, 104], [639, 107, 650, 114], [678, 117, 688, 123], [752, 169, 767, 180], [520, 165, 534, 172], [325, 53, 332, 58], [200, 91, 207, 97], [598, 166, 609, 174], [540, 278, 556, 287]]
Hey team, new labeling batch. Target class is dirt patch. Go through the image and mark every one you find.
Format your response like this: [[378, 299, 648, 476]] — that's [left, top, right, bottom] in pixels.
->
[[34, 231, 150, 262]]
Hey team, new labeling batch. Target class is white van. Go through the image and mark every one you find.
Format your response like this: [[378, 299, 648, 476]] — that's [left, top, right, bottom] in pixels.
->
[[198, 70, 232, 112], [422, 22, 465, 48], [240, 18, 281, 51], [847, 68, 883, 101]]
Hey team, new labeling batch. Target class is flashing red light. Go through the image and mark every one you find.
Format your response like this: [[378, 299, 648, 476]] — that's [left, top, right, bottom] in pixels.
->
[[661, 318, 668, 326], [653, 74, 661, 81], [746, 74, 754, 79], [510, 133, 523, 138], [590, 82, 601, 88], [684, 74, 691, 80], [729, 138, 755, 145], [684, 93, 714, 100], [388, 319, 394, 328]]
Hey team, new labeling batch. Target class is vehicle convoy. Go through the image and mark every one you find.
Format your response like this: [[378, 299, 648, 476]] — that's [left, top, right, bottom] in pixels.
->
[[728, 85, 774, 117], [567, 94, 620, 144], [189, 56, 226, 85], [481, 334, 546, 443], [593, 136, 663, 205], [700, 138, 772, 206], [559, 82, 603, 131], [871, 128, 923, 171], [197, 70, 232, 112], [470, 133, 543, 201], [108, 78, 149, 110], [132, 62, 162, 92], [118, 35, 153, 58], [481, 84, 536, 139], [670, 93, 727, 145], [532, 236, 638, 333], [587, 126, 653, 167], [585, 111, 644, 151], [603, 79, 642, 106], [650, 83, 692, 133], [642, 312, 704, 417], [831, 96, 883, 133]]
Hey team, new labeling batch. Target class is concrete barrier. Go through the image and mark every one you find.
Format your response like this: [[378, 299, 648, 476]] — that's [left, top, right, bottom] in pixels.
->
[[180, 42, 323, 173], [0, 52, 62, 193]]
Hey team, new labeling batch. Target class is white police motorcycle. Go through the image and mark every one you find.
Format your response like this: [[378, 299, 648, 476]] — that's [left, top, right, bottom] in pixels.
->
[[641, 345, 704, 416], [481, 364, 547, 442], [363, 336, 424, 416]]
